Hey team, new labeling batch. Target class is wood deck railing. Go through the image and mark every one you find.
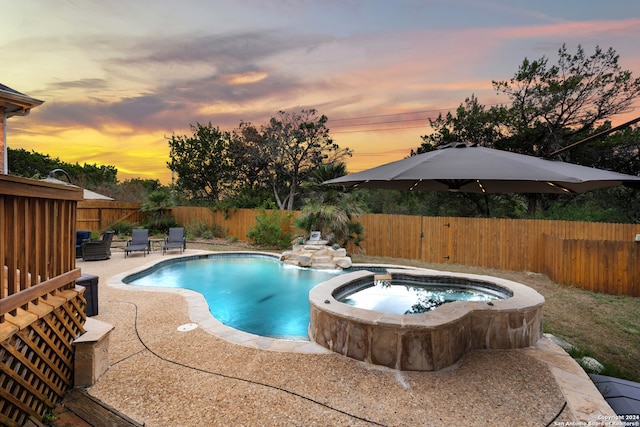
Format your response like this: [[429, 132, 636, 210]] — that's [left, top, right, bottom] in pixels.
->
[[1, 175, 83, 319], [1, 175, 86, 426]]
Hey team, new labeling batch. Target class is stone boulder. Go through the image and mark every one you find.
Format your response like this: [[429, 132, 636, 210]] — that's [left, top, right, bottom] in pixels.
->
[[280, 241, 352, 270], [334, 257, 352, 269], [297, 253, 313, 267]]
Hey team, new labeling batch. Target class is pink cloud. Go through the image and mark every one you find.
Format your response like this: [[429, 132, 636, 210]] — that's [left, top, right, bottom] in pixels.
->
[[489, 18, 640, 39]]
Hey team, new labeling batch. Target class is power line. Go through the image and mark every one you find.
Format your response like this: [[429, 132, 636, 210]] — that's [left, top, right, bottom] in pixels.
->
[[324, 106, 464, 134], [326, 103, 640, 135], [332, 124, 427, 134], [330, 117, 431, 128], [327, 109, 445, 134], [327, 108, 450, 122]]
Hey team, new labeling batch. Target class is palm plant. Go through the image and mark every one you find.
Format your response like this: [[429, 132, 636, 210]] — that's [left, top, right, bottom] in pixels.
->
[[141, 188, 178, 233], [295, 163, 365, 251]]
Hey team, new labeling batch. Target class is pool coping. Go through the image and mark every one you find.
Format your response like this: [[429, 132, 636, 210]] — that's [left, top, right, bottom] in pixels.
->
[[107, 250, 335, 354], [105, 250, 617, 423], [107, 250, 430, 354]]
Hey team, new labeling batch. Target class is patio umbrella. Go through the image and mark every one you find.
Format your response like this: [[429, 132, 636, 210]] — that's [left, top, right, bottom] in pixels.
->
[[324, 142, 640, 194]]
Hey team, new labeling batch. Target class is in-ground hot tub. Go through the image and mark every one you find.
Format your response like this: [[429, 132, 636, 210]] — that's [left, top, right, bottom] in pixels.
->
[[309, 268, 544, 371]]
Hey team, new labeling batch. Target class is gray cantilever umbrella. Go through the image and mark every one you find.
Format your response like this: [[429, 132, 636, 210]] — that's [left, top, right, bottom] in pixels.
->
[[325, 142, 640, 194]]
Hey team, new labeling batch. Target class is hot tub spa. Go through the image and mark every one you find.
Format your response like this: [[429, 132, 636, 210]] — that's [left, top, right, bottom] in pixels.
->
[[308, 268, 544, 371]]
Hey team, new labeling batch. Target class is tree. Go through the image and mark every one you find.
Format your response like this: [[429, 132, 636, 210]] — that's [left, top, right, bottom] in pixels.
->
[[575, 125, 640, 176], [294, 163, 366, 250], [141, 188, 179, 233], [106, 178, 163, 203], [167, 123, 234, 204], [141, 188, 173, 216], [491, 44, 640, 214], [261, 109, 351, 210], [407, 44, 640, 218], [8, 147, 118, 186], [493, 44, 640, 158], [7, 148, 61, 178], [414, 94, 507, 154], [411, 96, 519, 217], [220, 121, 275, 209]]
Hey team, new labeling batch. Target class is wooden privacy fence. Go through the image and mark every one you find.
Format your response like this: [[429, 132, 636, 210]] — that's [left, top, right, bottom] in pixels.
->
[[170, 207, 640, 297], [541, 234, 640, 296], [171, 207, 271, 239], [77, 200, 146, 232], [1, 175, 86, 426], [356, 214, 640, 297]]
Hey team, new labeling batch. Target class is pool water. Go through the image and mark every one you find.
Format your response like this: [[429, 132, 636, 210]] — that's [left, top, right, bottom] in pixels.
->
[[339, 280, 500, 314], [126, 255, 342, 339]]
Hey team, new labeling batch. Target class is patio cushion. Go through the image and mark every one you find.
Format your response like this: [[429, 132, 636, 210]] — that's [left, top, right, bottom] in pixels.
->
[[76, 230, 92, 258]]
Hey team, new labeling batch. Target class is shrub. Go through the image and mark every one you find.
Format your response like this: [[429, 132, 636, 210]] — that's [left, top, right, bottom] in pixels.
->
[[184, 218, 227, 240], [109, 220, 134, 237], [144, 215, 179, 235], [210, 222, 228, 238], [246, 209, 293, 248]]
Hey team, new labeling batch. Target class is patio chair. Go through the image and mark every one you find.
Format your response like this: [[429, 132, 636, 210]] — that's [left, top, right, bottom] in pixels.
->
[[81, 231, 115, 261], [76, 230, 92, 258], [125, 229, 150, 258], [162, 227, 186, 255]]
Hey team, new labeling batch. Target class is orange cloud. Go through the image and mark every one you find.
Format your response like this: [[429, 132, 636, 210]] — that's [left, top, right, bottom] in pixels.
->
[[224, 71, 269, 85], [8, 123, 172, 183]]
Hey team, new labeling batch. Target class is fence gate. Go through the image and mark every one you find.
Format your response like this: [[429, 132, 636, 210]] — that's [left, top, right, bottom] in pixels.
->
[[420, 216, 454, 264]]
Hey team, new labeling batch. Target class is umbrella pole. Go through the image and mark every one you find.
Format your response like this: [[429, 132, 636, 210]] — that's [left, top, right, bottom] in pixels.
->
[[484, 194, 491, 217], [527, 194, 538, 216]]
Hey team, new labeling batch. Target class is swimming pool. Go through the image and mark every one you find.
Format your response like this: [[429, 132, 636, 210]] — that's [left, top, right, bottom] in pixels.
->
[[119, 252, 544, 370], [124, 254, 342, 338]]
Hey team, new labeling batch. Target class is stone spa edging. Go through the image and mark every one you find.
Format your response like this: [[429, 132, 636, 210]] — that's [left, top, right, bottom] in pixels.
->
[[308, 268, 545, 371]]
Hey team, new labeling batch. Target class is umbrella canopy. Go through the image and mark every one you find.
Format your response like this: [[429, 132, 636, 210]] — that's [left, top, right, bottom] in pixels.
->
[[325, 142, 640, 194]]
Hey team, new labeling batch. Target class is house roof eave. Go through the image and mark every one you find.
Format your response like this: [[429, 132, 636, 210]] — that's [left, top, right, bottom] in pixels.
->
[[0, 85, 45, 118]]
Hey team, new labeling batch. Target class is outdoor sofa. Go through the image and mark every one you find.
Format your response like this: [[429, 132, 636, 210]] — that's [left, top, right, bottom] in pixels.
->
[[81, 231, 115, 261]]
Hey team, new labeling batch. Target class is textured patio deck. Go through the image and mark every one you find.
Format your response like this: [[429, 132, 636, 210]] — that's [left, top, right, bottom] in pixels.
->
[[69, 249, 615, 426]]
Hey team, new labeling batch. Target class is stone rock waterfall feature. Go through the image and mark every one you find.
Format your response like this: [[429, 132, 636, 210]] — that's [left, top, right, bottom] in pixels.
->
[[280, 239, 352, 270]]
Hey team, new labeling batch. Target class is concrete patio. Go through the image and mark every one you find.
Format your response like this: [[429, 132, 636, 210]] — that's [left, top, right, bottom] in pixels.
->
[[72, 248, 615, 426]]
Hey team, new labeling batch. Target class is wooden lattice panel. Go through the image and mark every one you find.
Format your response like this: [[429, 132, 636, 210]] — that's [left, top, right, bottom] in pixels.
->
[[0, 292, 85, 427]]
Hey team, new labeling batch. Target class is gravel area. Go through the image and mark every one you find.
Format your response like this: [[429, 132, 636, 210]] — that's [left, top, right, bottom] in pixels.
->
[[79, 248, 576, 426]]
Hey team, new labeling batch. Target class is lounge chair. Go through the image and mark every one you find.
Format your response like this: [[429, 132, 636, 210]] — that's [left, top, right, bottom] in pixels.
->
[[125, 229, 150, 258], [76, 230, 92, 258], [81, 231, 115, 261], [162, 227, 186, 255]]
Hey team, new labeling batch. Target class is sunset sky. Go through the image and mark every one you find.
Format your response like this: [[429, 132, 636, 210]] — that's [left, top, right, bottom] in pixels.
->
[[2, 1, 640, 184]]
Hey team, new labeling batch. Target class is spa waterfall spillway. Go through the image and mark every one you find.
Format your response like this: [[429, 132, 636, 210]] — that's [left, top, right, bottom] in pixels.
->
[[308, 268, 544, 371]]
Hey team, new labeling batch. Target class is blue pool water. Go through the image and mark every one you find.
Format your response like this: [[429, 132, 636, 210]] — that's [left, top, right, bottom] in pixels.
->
[[340, 281, 499, 314], [125, 255, 342, 339]]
